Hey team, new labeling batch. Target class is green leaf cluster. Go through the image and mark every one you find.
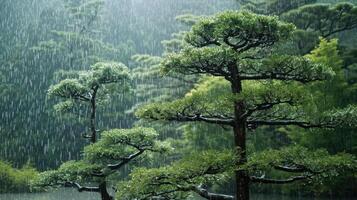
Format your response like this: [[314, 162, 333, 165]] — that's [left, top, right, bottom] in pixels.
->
[[116, 150, 237, 200], [185, 11, 295, 48], [32, 127, 167, 190], [0, 161, 38, 193], [246, 145, 356, 184]]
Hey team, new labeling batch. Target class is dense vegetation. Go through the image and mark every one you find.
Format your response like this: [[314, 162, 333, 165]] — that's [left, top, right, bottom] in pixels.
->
[[0, 161, 38, 193], [0, 0, 356, 199]]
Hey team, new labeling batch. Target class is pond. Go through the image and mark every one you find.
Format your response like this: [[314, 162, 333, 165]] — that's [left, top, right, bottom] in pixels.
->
[[0, 189, 99, 200], [0, 189, 353, 200]]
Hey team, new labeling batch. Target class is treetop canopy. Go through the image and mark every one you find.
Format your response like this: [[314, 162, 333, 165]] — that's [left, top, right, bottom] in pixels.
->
[[48, 61, 130, 101], [185, 11, 295, 50], [281, 2, 357, 37], [161, 11, 335, 84]]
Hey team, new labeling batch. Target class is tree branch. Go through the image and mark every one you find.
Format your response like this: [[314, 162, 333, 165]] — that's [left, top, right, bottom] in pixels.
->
[[239, 73, 325, 83], [274, 165, 318, 174], [167, 114, 234, 126], [247, 120, 334, 129], [242, 99, 294, 119], [64, 182, 100, 193], [194, 186, 234, 200], [107, 150, 145, 170], [250, 175, 307, 184]]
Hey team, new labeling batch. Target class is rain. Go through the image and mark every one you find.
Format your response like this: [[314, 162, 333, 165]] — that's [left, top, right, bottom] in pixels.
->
[[0, 0, 356, 200]]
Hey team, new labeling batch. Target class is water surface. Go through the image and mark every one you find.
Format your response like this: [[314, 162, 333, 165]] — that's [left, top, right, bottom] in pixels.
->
[[1, 189, 352, 200], [0, 189, 99, 200]]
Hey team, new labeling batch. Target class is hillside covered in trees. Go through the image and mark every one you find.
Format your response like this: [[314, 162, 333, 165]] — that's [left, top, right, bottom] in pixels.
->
[[0, 0, 356, 200]]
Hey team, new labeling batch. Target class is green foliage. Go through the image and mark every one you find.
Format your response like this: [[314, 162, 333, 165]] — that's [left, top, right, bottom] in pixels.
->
[[162, 47, 333, 83], [282, 3, 357, 37], [53, 100, 76, 113], [246, 145, 356, 188], [135, 8, 357, 198], [88, 62, 130, 87], [242, 1, 357, 55], [1, 0, 357, 198], [31, 160, 102, 191], [116, 150, 237, 200], [129, 13, 199, 114], [137, 76, 357, 129], [0, 0, 240, 171], [180, 123, 234, 153], [48, 61, 130, 111], [0, 161, 38, 193], [241, 0, 317, 15], [130, 54, 183, 105], [64, 0, 104, 26], [161, 11, 336, 85], [289, 38, 357, 157], [305, 38, 343, 71], [48, 79, 88, 99], [135, 77, 232, 121], [32, 127, 168, 191], [184, 11, 294, 48], [84, 128, 169, 165], [175, 14, 203, 26], [162, 46, 237, 75]]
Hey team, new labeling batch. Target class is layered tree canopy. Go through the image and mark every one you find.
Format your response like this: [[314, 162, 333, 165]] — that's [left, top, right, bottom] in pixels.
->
[[48, 62, 130, 107], [117, 145, 356, 200], [138, 10, 357, 131], [1, 0, 357, 199], [32, 127, 168, 191], [130, 10, 357, 200]]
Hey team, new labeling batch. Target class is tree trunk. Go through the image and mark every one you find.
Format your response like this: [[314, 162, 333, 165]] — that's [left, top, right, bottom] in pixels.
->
[[99, 181, 113, 200], [90, 87, 98, 143], [230, 66, 250, 200], [233, 104, 250, 200]]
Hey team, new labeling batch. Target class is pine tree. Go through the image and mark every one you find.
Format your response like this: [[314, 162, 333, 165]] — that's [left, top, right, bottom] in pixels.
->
[[240, 0, 357, 54], [126, 11, 357, 200], [48, 62, 130, 143], [33, 127, 168, 200], [33, 62, 169, 200]]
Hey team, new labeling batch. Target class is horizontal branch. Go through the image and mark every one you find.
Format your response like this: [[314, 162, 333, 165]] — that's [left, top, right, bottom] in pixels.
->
[[91, 150, 145, 177], [274, 165, 322, 174], [107, 150, 144, 170], [274, 165, 307, 173], [240, 74, 324, 83], [247, 120, 334, 129], [168, 114, 234, 126], [194, 186, 234, 200], [64, 182, 100, 193], [242, 100, 294, 119], [250, 175, 307, 184]]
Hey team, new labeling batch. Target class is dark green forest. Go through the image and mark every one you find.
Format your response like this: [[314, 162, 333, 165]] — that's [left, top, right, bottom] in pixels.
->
[[0, 0, 356, 200]]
